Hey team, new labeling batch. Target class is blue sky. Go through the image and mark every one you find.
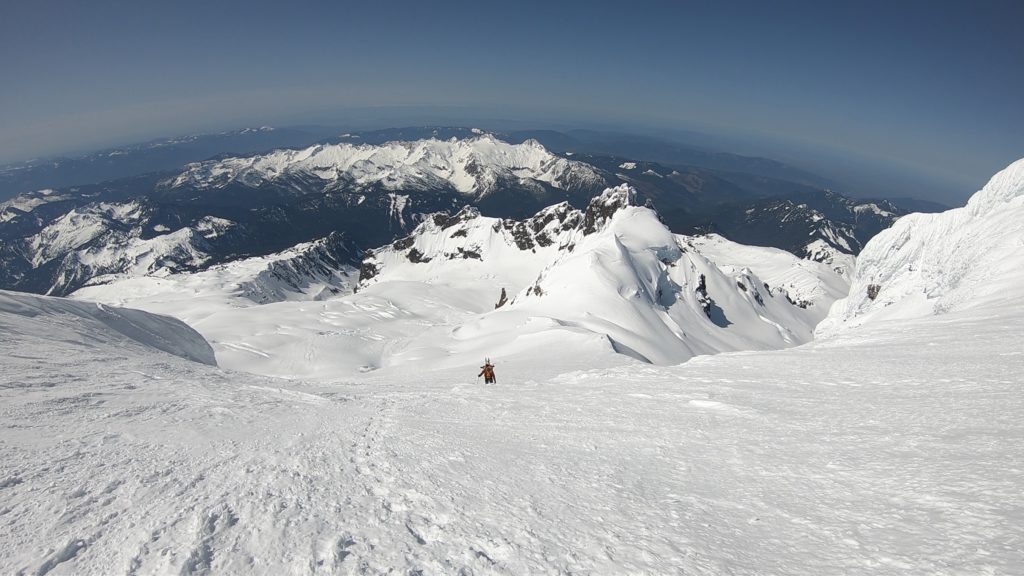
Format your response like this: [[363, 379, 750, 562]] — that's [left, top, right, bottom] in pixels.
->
[[1, 0, 1021, 200]]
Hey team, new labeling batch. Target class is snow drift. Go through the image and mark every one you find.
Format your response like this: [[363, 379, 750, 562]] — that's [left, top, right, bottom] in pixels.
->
[[0, 289, 216, 366], [818, 157, 1024, 336]]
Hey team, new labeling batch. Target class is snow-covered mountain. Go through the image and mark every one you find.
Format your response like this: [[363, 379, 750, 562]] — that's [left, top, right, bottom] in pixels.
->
[[358, 185, 846, 366], [72, 231, 357, 319], [0, 133, 909, 297], [5, 220, 1024, 574], [703, 190, 904, 267], [0, 137, 613, 296], [0, 199, 238, 295], [166, 135, 607, 198], [0, 188, 69, 224], [71, 186, 847, 376], [0, 126, 334, 203], [818, 157, 1024, 336]]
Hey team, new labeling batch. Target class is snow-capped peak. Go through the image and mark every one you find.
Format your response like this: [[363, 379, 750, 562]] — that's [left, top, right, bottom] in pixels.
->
[[581, 183, 637, 234], [359, 186, 846, 365], [165, 135, 607, 197]]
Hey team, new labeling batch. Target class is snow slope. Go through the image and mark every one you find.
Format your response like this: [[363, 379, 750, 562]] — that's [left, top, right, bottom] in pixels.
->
[[167, 135, 606, 197], [818, 157, 1024, 335], [441, 187, 826, 365], [4, 158, 1023, 576], [686, 234, 850, 323], [0, 289, 215, 366], [2, 286, 1022, 574], [345, 185, 846, 368], [3, 163, 1024, 574]]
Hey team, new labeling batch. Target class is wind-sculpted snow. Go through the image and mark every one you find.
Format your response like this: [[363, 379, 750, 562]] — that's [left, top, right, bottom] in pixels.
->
[[0, 289, 215, 366], [167, 134, 607, 197], [818, 157, 1024, 335]]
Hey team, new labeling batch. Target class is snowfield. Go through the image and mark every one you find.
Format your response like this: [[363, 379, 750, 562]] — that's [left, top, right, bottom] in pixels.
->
[[2, 290, 1022, 575], [2, 158, 1024, 574]]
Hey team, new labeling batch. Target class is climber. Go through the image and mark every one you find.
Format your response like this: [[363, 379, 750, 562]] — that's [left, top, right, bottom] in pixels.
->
[[478, 359, 497, 384]]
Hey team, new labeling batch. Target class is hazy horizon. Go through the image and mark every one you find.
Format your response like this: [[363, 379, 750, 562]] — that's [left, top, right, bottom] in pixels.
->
[[2, 0, 1021, 204]]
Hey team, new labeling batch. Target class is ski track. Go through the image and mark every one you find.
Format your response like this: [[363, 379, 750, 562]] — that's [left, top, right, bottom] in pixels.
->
[[2, 305, 1024, 574]]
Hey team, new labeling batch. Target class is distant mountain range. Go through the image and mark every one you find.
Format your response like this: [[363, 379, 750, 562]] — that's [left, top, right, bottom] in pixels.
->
[[0, 131, 936, 296], [0, 126, 338, 203], [0, 125, 950, 206]]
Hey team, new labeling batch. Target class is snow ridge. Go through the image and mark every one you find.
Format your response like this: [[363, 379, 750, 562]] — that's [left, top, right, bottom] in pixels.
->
[[818, 157, 1024, 335], [361, 185, 847, 366], [232, 232, 357, 304], [0, 289, 216, 366]]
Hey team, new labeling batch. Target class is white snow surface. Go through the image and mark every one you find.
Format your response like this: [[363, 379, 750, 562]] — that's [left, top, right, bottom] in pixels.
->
[[355, 187, 844, 368], [819, 157, 1024, 335], [166, 135, 605, 196], [0, 289, 215, 366], [2, 287, 1022, 574], [459, 199, 822, 365]]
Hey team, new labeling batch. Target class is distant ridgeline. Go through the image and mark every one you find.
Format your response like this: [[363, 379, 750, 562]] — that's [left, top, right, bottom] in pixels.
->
[[0, 130, 919, 296]]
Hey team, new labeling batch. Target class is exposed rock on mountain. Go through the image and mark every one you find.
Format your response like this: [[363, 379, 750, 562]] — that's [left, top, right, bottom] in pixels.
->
[[360, 185, 848, 364]]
